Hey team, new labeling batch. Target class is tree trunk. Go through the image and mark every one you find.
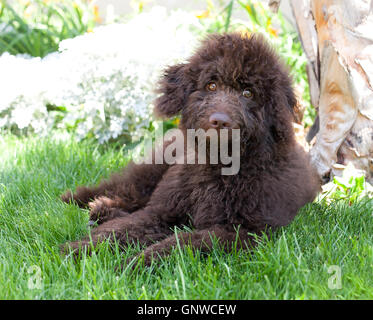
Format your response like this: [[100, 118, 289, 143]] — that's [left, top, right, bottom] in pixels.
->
[[288, 0, 373, 183]]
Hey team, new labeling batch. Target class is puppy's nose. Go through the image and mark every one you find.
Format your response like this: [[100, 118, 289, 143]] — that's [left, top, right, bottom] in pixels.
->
[[209, 112, 233, 129]]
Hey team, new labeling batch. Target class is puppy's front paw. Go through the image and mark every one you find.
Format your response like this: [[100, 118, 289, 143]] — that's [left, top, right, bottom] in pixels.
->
[[61, 186, 97, 208], [88, 196, 129, 224], [60, 190, 74, 204]]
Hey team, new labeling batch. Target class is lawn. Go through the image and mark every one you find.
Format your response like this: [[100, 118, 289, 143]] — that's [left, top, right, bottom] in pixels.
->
[[0, 133, 372, 299]]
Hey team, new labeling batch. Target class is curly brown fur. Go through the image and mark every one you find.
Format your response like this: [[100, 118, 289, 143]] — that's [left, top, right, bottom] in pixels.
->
[[61, 33, 320, 267]]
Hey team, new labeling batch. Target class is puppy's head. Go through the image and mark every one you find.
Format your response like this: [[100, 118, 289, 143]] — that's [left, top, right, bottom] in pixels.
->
[[154, 33, 296, 145]]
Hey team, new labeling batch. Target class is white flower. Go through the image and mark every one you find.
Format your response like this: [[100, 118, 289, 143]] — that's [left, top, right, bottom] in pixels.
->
[[0, 7, 202, 142]]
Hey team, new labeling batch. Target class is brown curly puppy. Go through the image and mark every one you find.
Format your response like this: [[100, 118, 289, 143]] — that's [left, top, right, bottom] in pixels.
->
[[61, 33, 320, 266]]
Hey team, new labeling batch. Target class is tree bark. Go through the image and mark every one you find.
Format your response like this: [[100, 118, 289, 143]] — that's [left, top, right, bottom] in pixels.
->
[[288, 0, 373, 183]]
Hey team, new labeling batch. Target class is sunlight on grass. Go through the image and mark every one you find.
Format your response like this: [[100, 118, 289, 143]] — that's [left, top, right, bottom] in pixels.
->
[[0, 134, 372, 299]]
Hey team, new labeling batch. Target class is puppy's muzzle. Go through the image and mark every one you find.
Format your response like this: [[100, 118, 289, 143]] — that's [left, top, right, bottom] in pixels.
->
[[208, 112, 239, 130], [209, 112, 233, 129]]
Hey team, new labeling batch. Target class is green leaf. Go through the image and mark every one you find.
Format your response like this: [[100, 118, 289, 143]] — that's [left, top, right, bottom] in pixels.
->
[[224, 1, 234, 32]]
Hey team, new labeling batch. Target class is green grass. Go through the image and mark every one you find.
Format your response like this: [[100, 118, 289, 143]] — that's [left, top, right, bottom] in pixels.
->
[[0, 0, 97, 57], [0, 133, 372, 299]]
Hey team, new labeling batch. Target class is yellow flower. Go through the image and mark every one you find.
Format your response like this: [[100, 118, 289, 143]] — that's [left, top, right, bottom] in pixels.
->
[[267, 26, 278, 37], [196, 10, 209, 19], [265, 18, 278, 37], [130, 0, 152, 13], [93, 4, 102, 23]]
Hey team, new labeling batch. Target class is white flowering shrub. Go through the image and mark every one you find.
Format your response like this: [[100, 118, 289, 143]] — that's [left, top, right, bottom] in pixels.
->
[[0, 7, 202, 142]]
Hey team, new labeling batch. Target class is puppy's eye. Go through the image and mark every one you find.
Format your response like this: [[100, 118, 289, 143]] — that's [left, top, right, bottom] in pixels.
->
[[242, 89, 253, 98], [206, 82, 217, 92]]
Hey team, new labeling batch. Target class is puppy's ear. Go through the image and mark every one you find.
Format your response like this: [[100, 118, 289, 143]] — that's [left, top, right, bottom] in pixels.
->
[[284, 85, 297, 116], [154, 63, 190, 119], [267, 84, 297, 143]]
